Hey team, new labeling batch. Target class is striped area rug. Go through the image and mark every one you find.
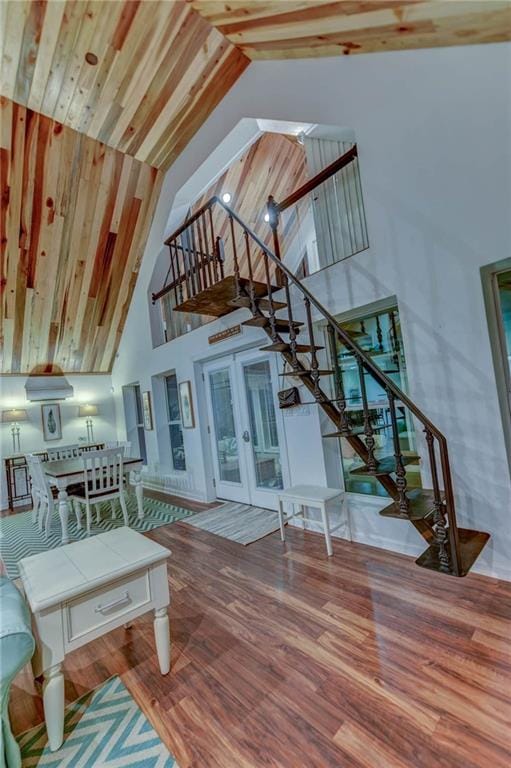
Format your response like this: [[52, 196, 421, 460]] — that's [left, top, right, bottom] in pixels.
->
[[185, 501, 281, 545], [0, 493, 194, 580], [17, 675, 179, 767]]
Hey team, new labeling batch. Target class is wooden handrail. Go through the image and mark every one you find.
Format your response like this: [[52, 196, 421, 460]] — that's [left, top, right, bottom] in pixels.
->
[[275, 144, 358, 212]]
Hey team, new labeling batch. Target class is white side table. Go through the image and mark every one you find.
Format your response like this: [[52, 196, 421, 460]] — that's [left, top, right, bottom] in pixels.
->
[[277, 484, 346, 557], [19, 527, 171, 752]]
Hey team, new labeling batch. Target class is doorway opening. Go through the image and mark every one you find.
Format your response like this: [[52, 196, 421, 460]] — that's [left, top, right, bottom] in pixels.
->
[[203, 350, 287, 510]]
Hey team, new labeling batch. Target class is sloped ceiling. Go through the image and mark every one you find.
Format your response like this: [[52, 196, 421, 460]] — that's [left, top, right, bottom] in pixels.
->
[[1, 1, 509, 375], [0, 0, 249, 170], [1, 96, 162, 374], [192, 131, 308, 282], [191, 1, 511, 59]]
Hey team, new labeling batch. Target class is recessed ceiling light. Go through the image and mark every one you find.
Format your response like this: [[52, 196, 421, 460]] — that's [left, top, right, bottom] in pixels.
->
[[85, 52, 98, 65], [222, 192, 231, 203]]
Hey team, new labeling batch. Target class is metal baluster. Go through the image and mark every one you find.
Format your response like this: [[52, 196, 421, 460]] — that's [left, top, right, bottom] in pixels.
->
[[269, 205, 298, 368], [181, 235, 192, 300], [357, 355, 377, 471], [216, 236, 225, 279], [190, 220, 202, 293], [208, 207, 219, 282], [328, 326, 351, 434], [304, 297, 323, 401], [243, 231, 257, 314], [169, 241, 179, 307], [387, 389, 410, 515], [196, 216, 207, 289], [201, 212, 213, 287], [229, 215, 241, 297], [376, 315, 384, 352], [389, 310, 400, 366], [424, 428, 450, 571], [263, 250, 278, 343]]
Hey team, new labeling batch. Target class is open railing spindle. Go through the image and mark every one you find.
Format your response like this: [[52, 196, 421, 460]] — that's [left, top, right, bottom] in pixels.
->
[[243, 231, 257, 314], [263, 250, 278, 343], [169, 241, 179, 306], [229, 215, 240, 297], [425, 428, 450, 571], [357, 354, 377, 472], [201, 212, 213, 287], [327, 326, 350, 434], [208, 207, 219, 282], [304, 297, 322, 400], [190, 221, 202, 294], [196, 217, 207, 289], [387, 388, 410, 515]]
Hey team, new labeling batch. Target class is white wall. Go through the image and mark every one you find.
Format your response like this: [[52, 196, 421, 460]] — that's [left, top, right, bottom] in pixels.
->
[[112, 43, 511, 579], [0, 374, 117, 508]]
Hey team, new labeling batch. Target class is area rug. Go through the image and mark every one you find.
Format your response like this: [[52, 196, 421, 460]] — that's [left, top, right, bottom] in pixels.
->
[[0, 493, 194, 579], [17, 675, 179, 767], [185, 501, 281, 545]]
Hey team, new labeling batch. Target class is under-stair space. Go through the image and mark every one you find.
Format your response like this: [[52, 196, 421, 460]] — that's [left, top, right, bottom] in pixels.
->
[[153, 146, 490, 577]]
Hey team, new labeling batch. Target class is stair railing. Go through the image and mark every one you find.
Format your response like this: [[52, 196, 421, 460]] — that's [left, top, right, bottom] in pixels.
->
[[153, 194, 462, 576]]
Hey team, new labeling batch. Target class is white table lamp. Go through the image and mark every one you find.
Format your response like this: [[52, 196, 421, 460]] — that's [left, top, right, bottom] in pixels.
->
[[78, 404, 98, 442], [2, 408, 29, 453]]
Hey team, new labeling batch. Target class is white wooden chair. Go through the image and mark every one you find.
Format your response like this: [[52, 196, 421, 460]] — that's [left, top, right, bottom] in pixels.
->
[[27, 454, 82, 538], [69, 448, 129, 535], [46, 444, 80, 461]]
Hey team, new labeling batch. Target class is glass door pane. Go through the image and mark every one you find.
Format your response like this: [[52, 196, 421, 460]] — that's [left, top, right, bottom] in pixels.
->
[[243, 360, 283, 490], [209, 368, 241, 484], [497, 270, 511, 376]]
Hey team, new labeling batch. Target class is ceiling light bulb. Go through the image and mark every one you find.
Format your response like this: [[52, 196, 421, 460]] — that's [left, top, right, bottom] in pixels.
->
[[222, 192, 231, 203], [264, 213, 270, 223]]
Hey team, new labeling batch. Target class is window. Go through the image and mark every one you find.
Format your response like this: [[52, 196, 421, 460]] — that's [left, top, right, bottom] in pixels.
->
[[331, 306, 421, 497], [165, 374, 186, 471]]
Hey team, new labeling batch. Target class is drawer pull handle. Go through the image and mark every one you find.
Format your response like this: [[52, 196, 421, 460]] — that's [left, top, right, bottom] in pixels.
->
[[95, 591, 131, 614]]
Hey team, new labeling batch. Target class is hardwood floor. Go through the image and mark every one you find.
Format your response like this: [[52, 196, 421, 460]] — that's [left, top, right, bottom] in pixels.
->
[[9, 518, 511, 767]]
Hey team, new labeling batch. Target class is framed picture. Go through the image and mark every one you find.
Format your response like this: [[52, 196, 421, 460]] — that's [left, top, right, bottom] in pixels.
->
[[179, 381, 195, 428], [142, 391, 153, 430], [41, 404, 62, 441]]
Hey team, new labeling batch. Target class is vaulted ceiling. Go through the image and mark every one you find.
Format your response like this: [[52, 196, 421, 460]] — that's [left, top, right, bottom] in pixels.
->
[[1, 0, 509, 374], [192, 1, 511, 59], [1, 96, 162, 374]]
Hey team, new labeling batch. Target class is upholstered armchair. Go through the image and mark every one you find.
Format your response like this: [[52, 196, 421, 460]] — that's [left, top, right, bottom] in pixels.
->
[[0, 577, 35, 768]]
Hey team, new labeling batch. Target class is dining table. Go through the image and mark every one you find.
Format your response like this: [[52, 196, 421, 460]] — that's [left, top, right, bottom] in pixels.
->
[[42, 456, 145, 545]]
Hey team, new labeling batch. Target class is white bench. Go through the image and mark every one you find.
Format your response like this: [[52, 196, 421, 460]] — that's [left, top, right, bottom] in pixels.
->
[[277, 484, 346, 557]]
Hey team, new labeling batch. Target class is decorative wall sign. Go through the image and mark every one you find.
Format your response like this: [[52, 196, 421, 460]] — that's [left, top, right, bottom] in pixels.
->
[[208, 324, 241, 345], [142, 391, 153, 431], [41, 404, 62, 441], [179, 381, 195, 428]]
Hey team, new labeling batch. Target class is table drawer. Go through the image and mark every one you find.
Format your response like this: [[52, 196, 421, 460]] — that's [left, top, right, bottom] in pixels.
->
[[65, 570, 151, 643]]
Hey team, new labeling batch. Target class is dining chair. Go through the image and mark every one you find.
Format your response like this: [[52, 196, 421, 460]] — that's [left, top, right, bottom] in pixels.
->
[[46, 444, 80, 461], [68, 447, 129, 535], [26, 454, 82, 538]]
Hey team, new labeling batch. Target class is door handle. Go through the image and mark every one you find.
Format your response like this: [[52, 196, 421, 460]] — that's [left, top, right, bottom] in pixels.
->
[[242, 430, 250, 443]]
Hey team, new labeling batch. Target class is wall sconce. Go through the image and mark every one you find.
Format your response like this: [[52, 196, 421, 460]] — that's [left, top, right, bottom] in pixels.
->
[[78, 404, 98, 442], [2, 409, 29, 453]]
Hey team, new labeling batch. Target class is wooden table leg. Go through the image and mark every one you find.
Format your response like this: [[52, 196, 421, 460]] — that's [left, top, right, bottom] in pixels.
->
[[56, 479, 70, 545], [43, 664, 64, 751], [133, 470, 144, 520], [154, 607, 170, 674]]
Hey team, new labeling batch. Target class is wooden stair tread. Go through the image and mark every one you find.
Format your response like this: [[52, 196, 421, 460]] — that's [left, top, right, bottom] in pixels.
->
[[351, 453, 420, 477], [279, 369, 334, 377], [228, 296, 287, 311], [379, 489, 442, 520], [242, 317, 303, 331], [323, 423, 387, 438], [416, 528, 490, 576], [259, 343, 324, 353], [174, 276, 279, 318]]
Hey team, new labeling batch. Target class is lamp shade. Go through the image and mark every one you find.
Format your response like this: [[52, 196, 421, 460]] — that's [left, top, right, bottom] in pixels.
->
[[78, 404, 98, 417], [2, 408, 29, 423]]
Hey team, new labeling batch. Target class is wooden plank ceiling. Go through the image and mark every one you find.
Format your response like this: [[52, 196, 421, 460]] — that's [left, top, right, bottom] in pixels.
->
[[192, 131, 308, 282], [191, 1, 511, 59], [0, 0, 249, 170], [1, 1, 509, 375], [1, 96, 162, 374]]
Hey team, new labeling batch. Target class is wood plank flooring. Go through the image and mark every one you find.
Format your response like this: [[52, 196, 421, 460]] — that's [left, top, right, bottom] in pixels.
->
[[9, 512, 511, 767]]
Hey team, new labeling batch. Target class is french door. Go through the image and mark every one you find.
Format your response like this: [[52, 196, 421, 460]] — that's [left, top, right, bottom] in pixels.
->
[[203, 350, 287, 509]]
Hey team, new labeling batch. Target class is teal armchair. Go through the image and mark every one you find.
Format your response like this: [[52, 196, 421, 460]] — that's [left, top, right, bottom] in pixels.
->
[[0, 577, 35, 768]]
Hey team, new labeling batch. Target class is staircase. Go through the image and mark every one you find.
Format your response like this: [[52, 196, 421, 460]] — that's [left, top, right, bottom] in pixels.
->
[[153, 148, 489, 577]]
